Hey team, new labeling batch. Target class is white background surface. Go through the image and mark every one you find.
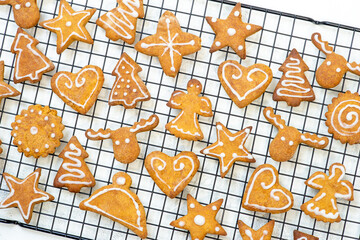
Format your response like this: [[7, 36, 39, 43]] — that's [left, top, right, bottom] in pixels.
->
[[0, 0, 359, 239]]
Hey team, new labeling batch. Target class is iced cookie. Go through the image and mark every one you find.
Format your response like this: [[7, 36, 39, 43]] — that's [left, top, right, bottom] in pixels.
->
[[238, 220, 274, 240], [0, 60, 20, 103], [294, 230, 319, 240], [0, 0, 40, 29]]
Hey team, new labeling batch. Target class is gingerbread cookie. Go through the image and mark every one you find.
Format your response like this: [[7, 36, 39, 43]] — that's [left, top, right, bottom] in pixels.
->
[[0, 140, 2, 154], [170, 194, 227, 240], [301, 163, 354, 223], [242, 164, 294, 213], [0, 0, 40, 29], [11, 28, 55, 84], [86, 114, 159, 163], [312, 32, 360, 88], [218, 60, 272, 108], [145, 151, 199, 198], [0, 168, 54, 223], [79, 172, 147, 239], [325, 91, 360, 145], [11, 105, 64, 158], [108, 53, 150, 108], [135, 11, 201, 77], [200, 122, 255, 178], [0, 60, 20, 103], [294, 230, 319, 240], [51, 65, 104, 114], [54, 136, 95, 193], [206, 3, 262, 59], [166, 79, 212, 141], [273, 48, 315, 107], [97, 0, 144, 44], [238, 220, 274, 240], [39, 0, 96, 54], [264, 107, 329, 162]]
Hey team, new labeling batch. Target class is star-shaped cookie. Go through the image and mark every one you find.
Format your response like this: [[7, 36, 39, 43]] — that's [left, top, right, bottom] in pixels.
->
[[238, 220, 275, 240], [135, 11, 201, 77], [0, 168, 54, 223], [206, 3, 262, 59], [170, 194, 227, 240], [40, 0, 96, 54], [0, 60, 20, 103], [200, 122, 255, 178]]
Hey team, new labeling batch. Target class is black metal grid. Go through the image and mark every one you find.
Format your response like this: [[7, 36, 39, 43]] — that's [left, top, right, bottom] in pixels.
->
[[0, 0, 359, 239]]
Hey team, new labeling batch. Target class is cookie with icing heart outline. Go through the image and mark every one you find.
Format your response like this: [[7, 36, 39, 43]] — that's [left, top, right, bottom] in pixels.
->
[[145, 151, 199, 198]]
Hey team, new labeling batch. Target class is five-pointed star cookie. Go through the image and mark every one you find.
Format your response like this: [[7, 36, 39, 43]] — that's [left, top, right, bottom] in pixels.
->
[[0, 60, 20, 103], [206, 3, 262, 59], [238, 220, 275, 240], [170, 194, 227, 240], [135, 11, 201, 77], [200, 122, 255, 178], [40, 0, 96, 54], [0, 168, 54, 223]]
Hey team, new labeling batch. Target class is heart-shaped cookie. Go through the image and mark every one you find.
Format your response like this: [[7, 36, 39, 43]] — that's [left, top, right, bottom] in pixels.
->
[[242, 164, 293, 213], [51, 65, 104, 114], [145, 151, 199, 198], [218, 60, 273, 108]]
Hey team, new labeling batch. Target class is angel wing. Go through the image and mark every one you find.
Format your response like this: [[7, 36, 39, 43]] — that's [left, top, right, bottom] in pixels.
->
[[198, 96, 213, 117], [305, 172, 328, 190], [167, 90, 186, 109]]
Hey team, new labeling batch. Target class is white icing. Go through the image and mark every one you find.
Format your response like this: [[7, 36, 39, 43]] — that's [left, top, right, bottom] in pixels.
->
[[215, 41, 221, 47], [246, 25, 251, 30], [211, 17, 217, 22], [193, 215, 205, 226], [300, 135, 327, 146], [336, 68, 341, 72], [65, 21, 72, 27], [245, 229, 253, 240], [313, 34, 333, 54], [125, 138, 130, 143], [25, 2, 31, 7], [190, 203, 195, 208], [289, 141, 294, 146], [215, 227, 220, 231], [129, 115, 157, 133], [51, 133, 55, 138], [265, 109, 284, 129], [86, 131, 111, 139], [115, 140, 120, 145], [116, 177, 126, 185], [306, 202, 339, 219], [234, 11, 240, 17], [315, 192, 326, 201], [327, 61, 331, 66], [307, 174, 325, 189], [15, 4, 21, 10], [212, 206, 217, 210], [346, 62, 360, 72], [227, 28, 236, 36], [330, 100, 360, 137], [179, 221, 185, 227], [238, 45, 243, 51]]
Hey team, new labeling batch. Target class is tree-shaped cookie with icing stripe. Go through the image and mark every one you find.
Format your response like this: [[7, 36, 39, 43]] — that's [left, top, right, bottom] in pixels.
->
[[264, 107, 329, 162], [0, 60, 20, 103], [54, 136, 95, 193], [301, 163, 354, 223], [97, 0, 144, 44], [109, 53, 150, 108], [238, 220, 275, 240]]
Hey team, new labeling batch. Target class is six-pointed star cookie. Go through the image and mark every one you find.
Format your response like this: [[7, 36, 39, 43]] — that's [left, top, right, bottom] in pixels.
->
[[0, 168, 54, 223], [200, 122, 255, 178], [170, 194, 227, 240], [238, 220, 275, 240], [206, 3, 262, 59], [40, 0, 96, 54], [135, 11, 201, 77], [0, 60, 20, 103]]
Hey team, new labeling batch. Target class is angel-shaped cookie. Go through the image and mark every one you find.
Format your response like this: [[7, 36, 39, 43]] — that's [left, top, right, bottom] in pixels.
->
[[166, 79, 213, 141], [301, 163, 354, 223]]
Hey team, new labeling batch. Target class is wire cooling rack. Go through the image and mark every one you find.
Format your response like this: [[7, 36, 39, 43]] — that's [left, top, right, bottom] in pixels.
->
[[0, 0, 359, 239]]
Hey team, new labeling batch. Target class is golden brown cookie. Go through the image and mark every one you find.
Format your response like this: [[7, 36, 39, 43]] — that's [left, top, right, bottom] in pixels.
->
[[200, 122, 255, 178], [79, 172, 147, 239], [218, 60, 273, 108], [11, 28, 55, 84], [166, 79, 213, 141], [0, 168, 54, 223], [238, 220, 274, 240], [264, 107, 329, 162], [86, 114, 159, 163], [325, 91, 360, 145], [145, 151, 199, 198], [301, 163, 354, 223], [108, 53, 150, 108], [0, 60, 20, 102], [170, 194, 227, 240], [293, 230, 319, 240], [242, 164, 294, 214], [54, 136, 95, 193], [312, 32, 360, 88], [0, 0, 40, 29], [51, 65, 104, 114], [96, 0, 144, 44], [11, 105, 64, 158], [135, 11, 201, 77], [273, 48, 315, 107], [39, 0, 96, 54], [206, 3, 262, 59]]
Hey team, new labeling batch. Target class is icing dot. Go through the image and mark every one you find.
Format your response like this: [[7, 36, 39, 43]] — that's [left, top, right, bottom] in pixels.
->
[[51, 133, 55, 138], [35, 149, 39, 153], [126, 85, 130, 88], [127, 80, 130, 83], [114, 92, 118, 96], [121, 66, 125, 69], [220, 153, 225, 158], [15, 4, 21, 10], [234, 11, 240, 17], [327, 61, 331, 66], [117, 85, 121, 88], [133, 89, 137, 92], [263, 230, 268, 235], [18, 141, 22, 145], [216, 125, 222, 130], [218, 141, 223, 146], [44, 116, 48, 121], [227, 28, 236, 36], [13, 133, 17, 137], [170, 67, 175, 72], [121, 78, 125, 82], [336, 68, 341, 72], [212, 206, 217, 210], [115, 140, 120, 145], [124, 92, 128, 96], [126, 71, 129, 74], [211, 17, 217, 22], [190, 203, 195, 208], [116, 177, 126, 185], [194, 215, 205, 226], [17, 120, 21, 123], [246, 25, 251, 30], [15, 126, 18, 130], [215, 41, 221, 47], [30, 109, 34, 113], [26, 148, 30, 152], [30, 126, 38, 135], [179, 221, 185, 227], [38, 111, 42, 115], [179, 163, 185, 170], [238, 45, 243, 51], [45, 144, 49, 149], [125, 138, 130, 143], [51, 123, 55, 128], [215, 227, 220, 232], [166, 18, 170, 24], [232, 153, 237, 158], [66, 21, 72, 27], [281, 136, 285, 141], [25, 2, 31, 7], [289, 141, 294, 146], [24, 114, 28, 117]]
